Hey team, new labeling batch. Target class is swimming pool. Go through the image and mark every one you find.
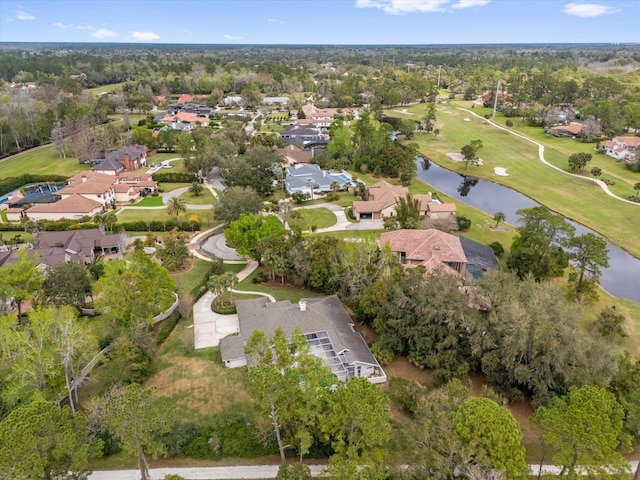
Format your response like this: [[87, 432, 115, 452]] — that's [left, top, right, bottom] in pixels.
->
[[24, 183, 65, 195], [337, 174, 351, 182]]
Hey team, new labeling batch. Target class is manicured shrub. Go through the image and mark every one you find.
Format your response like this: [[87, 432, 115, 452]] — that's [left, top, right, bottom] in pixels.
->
[[489, 241, 505, 257], [152, 172, 195, 183], [456, 215, 472, 231]]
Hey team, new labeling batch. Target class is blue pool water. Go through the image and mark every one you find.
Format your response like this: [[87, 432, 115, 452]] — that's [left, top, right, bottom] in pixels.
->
[[337, 174, 351, 182]]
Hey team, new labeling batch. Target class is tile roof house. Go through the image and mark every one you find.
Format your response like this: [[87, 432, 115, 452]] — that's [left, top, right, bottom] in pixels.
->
[[600, 136, 640, 161], [550, 122, 583, 137], [284, 164, 351, 195], [24, 194, 103, 221], [379, 229, 468, 278], [58, 172, 116, 208], [160, 112, 210, 128], [352, 180, 455, 221], [280, 144, 313, 166], [220, 295, 386, 384]]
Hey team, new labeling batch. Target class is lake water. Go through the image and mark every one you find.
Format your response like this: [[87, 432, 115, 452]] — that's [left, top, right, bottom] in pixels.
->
[[416, 158, 640, 303]]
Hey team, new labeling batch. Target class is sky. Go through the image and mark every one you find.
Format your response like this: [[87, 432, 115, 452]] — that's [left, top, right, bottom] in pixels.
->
[[0, 0, 638, 45]]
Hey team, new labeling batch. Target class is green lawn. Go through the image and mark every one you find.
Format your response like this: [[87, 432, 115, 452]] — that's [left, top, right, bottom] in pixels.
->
[[86, 82, 126, 96], [128, 196, 164, 207], [159, 182, 191, 193], [235, 269, 323, 303], [179, 188, 215, 205], [385, 104, 640, 259], [0, 231, 34, 244], [288, 208, 337, 231], [116, 208, 204, 223], [0, 144, 89, 178], [172, 258, 215, 295]]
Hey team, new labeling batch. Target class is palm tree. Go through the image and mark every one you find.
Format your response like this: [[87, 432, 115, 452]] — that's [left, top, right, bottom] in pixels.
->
[[189, 182, 203, 197], [634, 182, 640, 198], [493, 211, 506, 228], [166, 197, 187, 218]]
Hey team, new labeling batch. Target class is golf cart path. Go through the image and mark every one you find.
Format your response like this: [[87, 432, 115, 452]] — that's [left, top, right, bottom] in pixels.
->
[[458, 107, 640, 206]]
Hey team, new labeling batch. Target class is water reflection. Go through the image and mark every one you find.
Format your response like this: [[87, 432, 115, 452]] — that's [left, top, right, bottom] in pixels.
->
[[415, 157, 640, 303]]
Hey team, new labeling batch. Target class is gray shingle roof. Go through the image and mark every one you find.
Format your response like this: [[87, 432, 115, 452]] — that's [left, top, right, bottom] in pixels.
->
[[221, 295, 380, 369], [459, 235, 500, 272]]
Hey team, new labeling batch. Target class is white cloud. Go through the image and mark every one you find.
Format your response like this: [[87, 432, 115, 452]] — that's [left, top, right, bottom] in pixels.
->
[[16, 6, 36, 20], [267, 18, 284, 24], [451, 0, 489, 8], [563, 2, 618, 17], [355, 0, 450, 14], [54, 22, 94, 30], [92, 28, 118, 39], [224, 34, 242, 40], [131, 31, 160, 41]]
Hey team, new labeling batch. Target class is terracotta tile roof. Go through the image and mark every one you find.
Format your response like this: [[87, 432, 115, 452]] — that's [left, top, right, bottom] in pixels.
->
[[281, 144, 312, 165], [428, 202, 457, 213], [160, 112, 208, 124], [551, 122, 583, 135], [177, 94, 194, 104], [615, 136, 640, 147], [353, 180, 425, 214], [113, 184, 134, 193], [379, 229, 467, 265], [26, 194, 102, 214], [61, 172, 115, 195]]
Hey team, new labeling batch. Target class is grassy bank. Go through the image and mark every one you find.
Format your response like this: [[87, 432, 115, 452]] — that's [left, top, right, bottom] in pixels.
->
[[386, 104, 640, 259]]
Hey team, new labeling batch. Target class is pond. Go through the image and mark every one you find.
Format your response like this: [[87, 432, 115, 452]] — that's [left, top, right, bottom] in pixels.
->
[[416, 158, 640, 303]]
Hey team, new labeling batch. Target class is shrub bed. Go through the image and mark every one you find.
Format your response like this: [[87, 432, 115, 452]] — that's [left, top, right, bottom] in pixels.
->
[[151, 172, 196, 183]]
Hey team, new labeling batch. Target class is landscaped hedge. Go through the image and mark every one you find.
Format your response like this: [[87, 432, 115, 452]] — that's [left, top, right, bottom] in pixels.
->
[[0, 174, 69, 197], [151, 172, 196, 183], [116, 220, 201, 232], [0, 220, 100, 232]]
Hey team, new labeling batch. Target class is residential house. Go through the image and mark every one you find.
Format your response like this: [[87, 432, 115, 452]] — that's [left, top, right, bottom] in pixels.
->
[[263, 96, 290, 106], [223, 95, 243, 107], [5, 193, 61, 221], [600, 136, 640, 161], [58, 172, 116, 208], [167, 102, 213, 116], [549, 122, 583, 137], [352, 180, 455, 221], [113, 172, 158, 203], [91, 144, 150, 174], [24, 194, 103, 221], [279, 124, 330, 146], [280, 144, 313, 166], [284, 164, 351, 195], [0, 228, 126, 269], [160, 112, 210, 128], [220, 295, 387, 384], [379, 228, 468, 278]]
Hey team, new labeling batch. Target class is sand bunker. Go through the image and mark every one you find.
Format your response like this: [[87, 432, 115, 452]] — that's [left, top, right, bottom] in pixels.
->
[[494, 167, 509, 176], [395, 108, 414, 115], [443, 110, 453, 114], [463, 117, 472, 122], [446, 152, 484, 166]]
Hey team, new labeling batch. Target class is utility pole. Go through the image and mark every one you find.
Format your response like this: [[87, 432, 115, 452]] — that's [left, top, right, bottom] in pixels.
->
[[437, 65, 442, 88], [492, 80, 501, 120]]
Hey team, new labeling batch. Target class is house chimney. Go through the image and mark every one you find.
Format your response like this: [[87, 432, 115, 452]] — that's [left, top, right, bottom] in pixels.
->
[[299, 300, 307, 312], [81, 174, 87, 183], [432, 245, 441, 260]]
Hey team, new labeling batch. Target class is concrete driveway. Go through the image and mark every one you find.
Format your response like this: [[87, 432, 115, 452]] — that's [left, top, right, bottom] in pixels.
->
[[193, 290, 239, 349]]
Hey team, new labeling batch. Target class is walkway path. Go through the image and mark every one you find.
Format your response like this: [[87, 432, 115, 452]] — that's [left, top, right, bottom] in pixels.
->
[[89, 461, 639, 479], [459, 107, 640, 206]]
